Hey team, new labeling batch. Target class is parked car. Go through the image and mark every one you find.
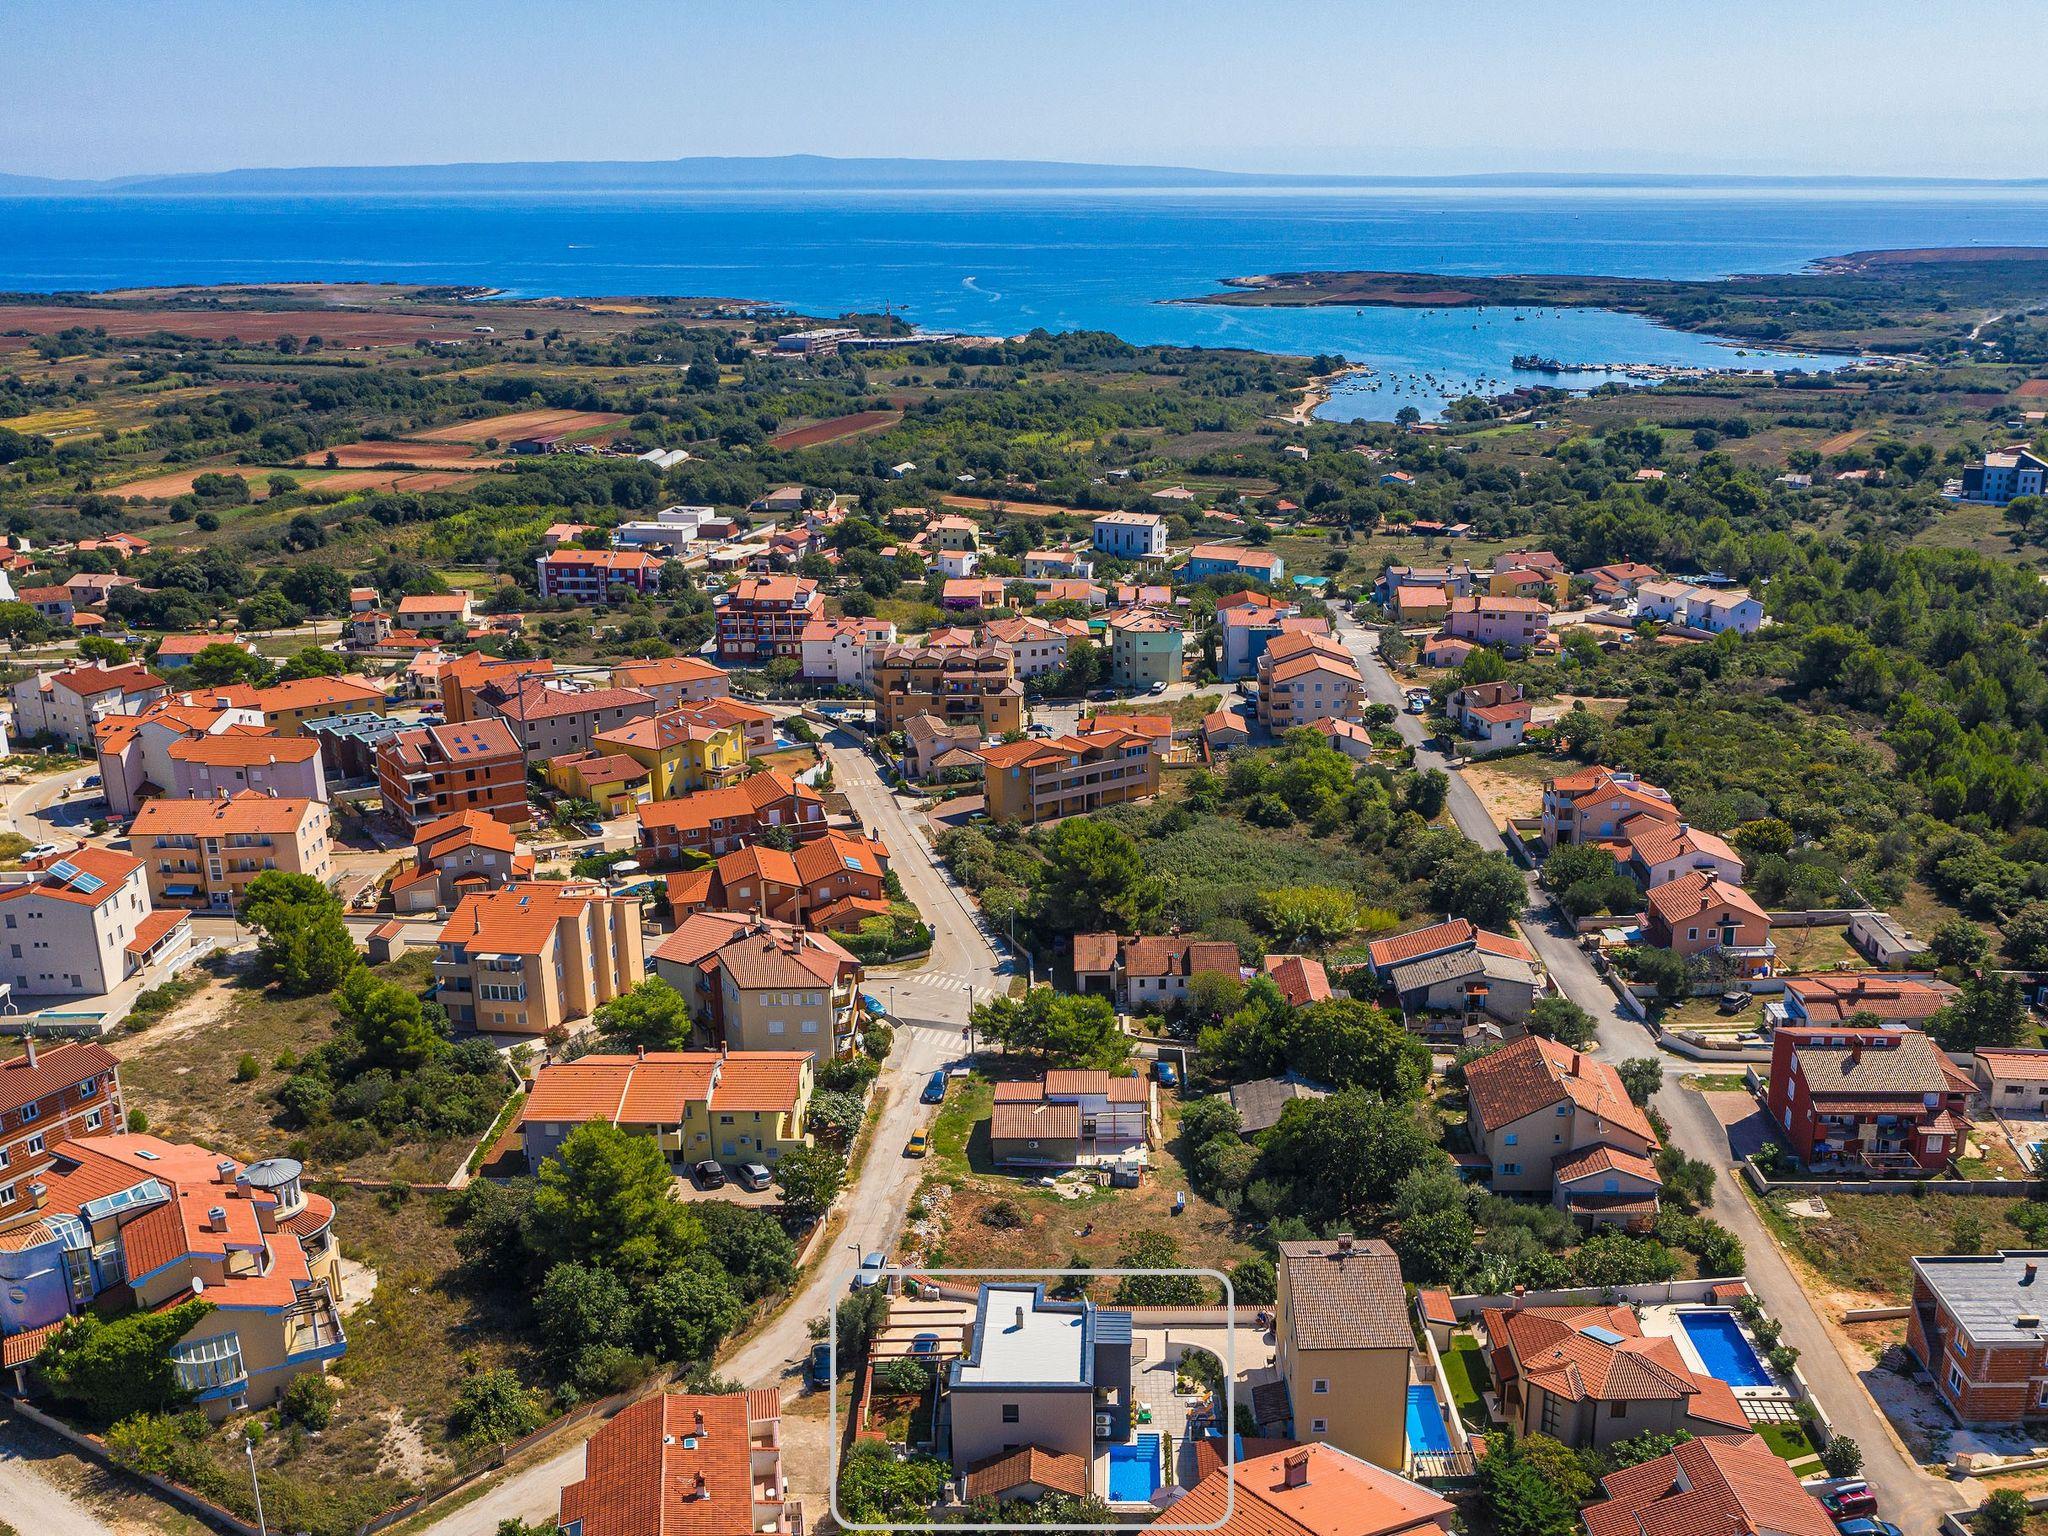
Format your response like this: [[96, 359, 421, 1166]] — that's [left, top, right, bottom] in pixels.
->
[[735, 1162, 773, 1191], [23, 842, 60, 861], [1819, 1484, 1876, 1520], [691, 1159, 726, 1189], [861, 993, 886, 1018], [1153, 1060, 1179, 1088], [807, 1341, 833, 1389], [853, 1251, 888, 1290], [1147, 681, 1168, 694], [82, 774, 102, 789], [905, 1130, 930, 1158], [1833, 1521, 1901, 1536], [922, 1069, 948, 1105]]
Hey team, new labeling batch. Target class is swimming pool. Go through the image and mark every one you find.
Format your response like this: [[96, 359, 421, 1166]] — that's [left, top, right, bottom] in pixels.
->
[[1677, 1310, 1774, 1388], [1107, 1434, 1162, 1502], [1405, 1385, 1453, 1455]]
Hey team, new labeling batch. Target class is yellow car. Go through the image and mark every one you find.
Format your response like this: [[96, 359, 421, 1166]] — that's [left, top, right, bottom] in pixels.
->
[[906, 1130, 931, 1158]]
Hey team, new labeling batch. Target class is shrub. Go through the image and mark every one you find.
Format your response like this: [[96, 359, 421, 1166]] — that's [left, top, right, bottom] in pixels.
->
[[1767, 1343, 1799, 1373], [1819, 1435, 1863, 1480], [449, 1367, 546, 1448], [282, 1372, 336, 1430], [980, 1198, 1025, 1230], [235, 1053, 260, 1083], [875, 1357, 935, 1395]]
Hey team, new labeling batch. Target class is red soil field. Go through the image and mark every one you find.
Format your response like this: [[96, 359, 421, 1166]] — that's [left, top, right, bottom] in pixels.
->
[[939, 494, 1071, 520], [300, 440, 505, 469], [768, 409, 902, 450], [108, 467, 276, 499], [2015, 379, 2048, 398], [0, 304, 466, 347], [406, 408, 623, 443]]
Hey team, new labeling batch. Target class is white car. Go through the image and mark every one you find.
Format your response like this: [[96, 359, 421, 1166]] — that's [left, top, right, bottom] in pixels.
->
[[23, 842, 62, 862]]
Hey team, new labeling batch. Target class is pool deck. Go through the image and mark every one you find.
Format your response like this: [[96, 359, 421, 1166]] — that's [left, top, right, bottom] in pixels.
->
[[1639, 1303, 1793, 1405]]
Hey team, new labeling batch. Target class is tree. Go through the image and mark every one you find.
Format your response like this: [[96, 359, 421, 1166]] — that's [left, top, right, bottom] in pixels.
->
[[1113, 1231, 1207, 1305], [1259, 1089, 1439, 1226], [279, 563, 350, 615], [1542, 843, 1620, 894], [1626, 945, 1689, 1006], [448, 1368, 545, 1448], [1031, 819, 1162, 935], [638, 1266, 746, 1363], [1257, 885, 1365, 950], [1605, 1430, 1692, 1470], [2001, 902, 2048, 970], [1430, 851, 1527, 930], [1476, 1430, 1581, 1536], [533, 1261, 641, 1389], [179, 642, 271, 687], [838, 1443, 951, 1523], [971, 987, 1128, 1069], [529, 1122, 701, 1278], [1978, 1487, 2030, 1536], [240, 871, 357, 996], [775, 1144, 845, 1224], [591, 978, 695, 1051], [695, 1201, 797, 1299], [1617, 1058, 1662, 1109], [1818, 1435, 1863, 1480], [1396, 1205, 1474, 1285], [1654, 1146, 1716, 1213], [1931, 917, 1991, 972], [1517, 1434, 1598, 1507], [274, 645, 351, 682], [1932, 975, 2030, 1052], [77, 636, 131, 665], [0, 601, 48, 644], [1528, 996, 1596, 1049], [336, 965, 444, 1071], [1570, 1229, 1680, 1286], [37, 1299, 212, 1425]]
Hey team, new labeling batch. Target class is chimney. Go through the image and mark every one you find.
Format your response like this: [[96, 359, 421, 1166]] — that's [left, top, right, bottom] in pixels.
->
[[1336, 1233, 1354, 1257], [216, 1158, 237, 1184], [21, 1032, 36, 1070], [29, 1181, 47, 1210], [1282, 1450, 1311, 1488], [1014, 1306, 1026, 1330], [1512, 1285, 1526, 1312], [692, 1473, 708, 1499], [637, 1045, 647, 1061], [2027, 1263, 2039, 1286], [207, 1206, 228, 1231], [694, 1407, 705, 1435]]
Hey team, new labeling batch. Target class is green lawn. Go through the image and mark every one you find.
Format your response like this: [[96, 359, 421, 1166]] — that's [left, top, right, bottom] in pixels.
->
[[1754, 1419, 1824, 1474], [1442, 1336, 1495, 1429]]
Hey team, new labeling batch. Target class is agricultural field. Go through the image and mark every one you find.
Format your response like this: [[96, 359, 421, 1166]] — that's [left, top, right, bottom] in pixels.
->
[[405, 407, 624, 443]]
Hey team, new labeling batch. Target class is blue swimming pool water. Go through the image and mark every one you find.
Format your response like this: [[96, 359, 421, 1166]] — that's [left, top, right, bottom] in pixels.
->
[[1406, 1385, 1453, 1455], [1678, 1310, 1774, 1388], [1107, 1434, 1162, 1502]]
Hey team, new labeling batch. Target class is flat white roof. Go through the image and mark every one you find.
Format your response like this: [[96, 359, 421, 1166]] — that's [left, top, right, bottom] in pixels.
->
[[955, 1284, 1087, 1386]]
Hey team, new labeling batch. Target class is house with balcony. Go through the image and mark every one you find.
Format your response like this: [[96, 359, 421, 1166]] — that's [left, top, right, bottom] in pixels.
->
[[245, 674, 387, 738], [988, 1071, 1152, 1169], [1766, 1025, 1971, 1173], [715, 576, 824, 662], [1376, 562, 1476, 606], [1386, 945, 1542, 1041], [1256, 632, 1363, 734], [129, 793, 332, 912], [799, 616, 899, 687], [0, 1037, 124, 1208], [534, 547, 662, 602], [0, 1138, 344, 1419], [977, 727, 1160, 825], [389, 809, 535, 915], [1540, 767, 1678, 849], [1908, 1250, 2048, 1424], [95, 693, 269, 816], [1961, 447, 2048, 506], [872, 645, 1024, 736], [1185, 543, 1287, 585], [608, 655, 732, 712], [434, 882, 644, 1037], [558, 1389, 797, 1536], [1464, 1035, 1661, 1226], [1105, 607, 1185, 689], [647, 912, 856, 1050], [633, 769, 826, 866], [592, 706, 747, 799], [166, 730, 326, 806], [0, 846, 177, 1000], [1623, 819, 1743, 889], [1091, 511, 1166, 559], [1447, 681, 1531, 751], [1442, 595, 1551, 656], [1643, 871, 1775, 976], [981, 615, 1090, 679], [1488, 551, 1571, 604], [373, 718, 529, 834], [518, 1050, 813, 1171], [11, 662, 169, 750], [1364, 917, 1535, 983]]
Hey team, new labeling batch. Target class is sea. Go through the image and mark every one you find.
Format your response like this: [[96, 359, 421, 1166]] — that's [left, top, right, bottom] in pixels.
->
[[6, 187, 2048, 420]]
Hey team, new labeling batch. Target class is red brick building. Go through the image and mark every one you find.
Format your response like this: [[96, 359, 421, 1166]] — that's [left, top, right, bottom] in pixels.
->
[[1909, 1251, 2048, 1424], [715, 576, 823, 663], [373, 719, 530, 834], [534, 548, 661, 602], [1766, 1024, 1972, 1173], [1, 1038, 123, 1211]]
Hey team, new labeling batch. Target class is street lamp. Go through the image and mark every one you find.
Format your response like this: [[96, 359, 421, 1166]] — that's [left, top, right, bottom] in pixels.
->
[[244, 1432, 268, 1536]]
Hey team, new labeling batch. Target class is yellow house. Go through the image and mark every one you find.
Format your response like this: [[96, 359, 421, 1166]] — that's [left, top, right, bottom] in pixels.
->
[[1487, 563, 1570, 605], [593, 707, 747, 800], [252, 675, 388, 737], [544, 749, 652, 815], [516, 1050, 815, 1170], [1274, 1236, 1414, 1472]]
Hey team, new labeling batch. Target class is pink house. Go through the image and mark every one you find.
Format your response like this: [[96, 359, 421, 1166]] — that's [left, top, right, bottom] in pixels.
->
[[1443, 595, 1551, 655], [167, 731, 328, 804]]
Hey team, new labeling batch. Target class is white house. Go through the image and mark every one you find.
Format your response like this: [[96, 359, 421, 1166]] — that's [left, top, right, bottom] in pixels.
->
[[0, 846, 184, 998], [1091, 511, 1167, 560], [10, 662, 169, 750], [798, 617, 898, 687], [1635, 581, 1764, 636]]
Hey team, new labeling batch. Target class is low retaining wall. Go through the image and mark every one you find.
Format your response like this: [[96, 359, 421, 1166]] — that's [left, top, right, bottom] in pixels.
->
[[1841, 1306, 1911, 1323], [1444, 1277, 1745, 1320], [1742, 1162, 2040, 1197], [1662, 1033, 1770, 1063], [7, 1399, 259, 1536]]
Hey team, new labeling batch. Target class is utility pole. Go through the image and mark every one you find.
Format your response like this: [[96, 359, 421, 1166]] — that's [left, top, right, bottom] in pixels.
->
[[244, 1433, 268, 1536]]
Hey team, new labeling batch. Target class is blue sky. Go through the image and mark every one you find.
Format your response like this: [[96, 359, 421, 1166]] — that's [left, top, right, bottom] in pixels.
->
[[3, 0, 2039, 180]]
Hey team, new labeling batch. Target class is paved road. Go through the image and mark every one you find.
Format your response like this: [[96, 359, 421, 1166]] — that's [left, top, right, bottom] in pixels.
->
[[0, 1414, 123, 1536], [419, 731, 1007, 1536], [1333, 601, 1963, 1530], [0, 761, 98, 843]]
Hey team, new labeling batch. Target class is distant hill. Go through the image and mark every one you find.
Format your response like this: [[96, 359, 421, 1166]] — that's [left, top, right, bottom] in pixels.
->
[[3, 156, 2046, 196]]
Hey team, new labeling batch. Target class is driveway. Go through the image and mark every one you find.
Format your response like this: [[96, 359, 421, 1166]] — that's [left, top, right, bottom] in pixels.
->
[[1337, 600, 1965, 1530], [416, 732, 1010, 1536]]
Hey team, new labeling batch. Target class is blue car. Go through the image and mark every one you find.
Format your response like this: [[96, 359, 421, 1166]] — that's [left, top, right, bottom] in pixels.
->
[[1153, 1060, 1179, 1088], [808, 1341, 833, 1389], [922, 1070, 948, 1105], [861, 993, 886, 1018], [1833, 1522, 1901, 1536]]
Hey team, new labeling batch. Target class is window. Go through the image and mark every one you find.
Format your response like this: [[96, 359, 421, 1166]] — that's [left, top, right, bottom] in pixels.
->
[[1001, 1404, 1020, 1424], [79, 1078, 96, 1099], [1503, 1132, 1517, 1147], [1609, 1401, 1627, 1418], [1309, 1418, 1326, 1435], [1311, 1379, 1328, 1394], [24, 1135, 42, 1157], [19, 1102, 36, 1123], [1501, 1162, 1521, 1175], [85, 1110, 101, 1131], [1949, 1363, 1964, 1396]]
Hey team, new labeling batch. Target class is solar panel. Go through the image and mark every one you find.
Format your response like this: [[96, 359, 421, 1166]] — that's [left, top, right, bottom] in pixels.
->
[[1579, 1324, 1626, 1346], [48, 859, 78, 882], [71, 871, 104, 894]]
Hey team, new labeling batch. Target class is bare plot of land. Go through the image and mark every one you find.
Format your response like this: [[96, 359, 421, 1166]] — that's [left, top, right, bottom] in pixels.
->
[[303, 438, 506, 469], [1818, 428, 1868, 454], [2015, 378, 2048, 398], [0, 302, 464, 348], [406, 408, 623, 443], [1458, 754, 1552, 828], [939, 494, 1073, 520], [106, 465, 279, 499], [769, 408, 902, 450]]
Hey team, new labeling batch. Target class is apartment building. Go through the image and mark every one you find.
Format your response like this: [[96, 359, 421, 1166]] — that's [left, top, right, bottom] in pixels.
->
[[872, 645, 1024, 735], [707, 829, 891, 931], [978, 727, 1160, 825], [434, 882, 644, 1036], [1635, 580, 1766, 635], [557, 1390, 797, 1536], [592, 707, 746, 798], [167, 731, 326, 805], [389, 809, 535, 914], [95, 694, 268, 816], [1464, 1035, 1661, 1225], [11, 662, 168, 749], [374, 718, 529, 834], [1219, 597, 1326, 681], [1185, 543, 1287, 585], [1766, 1025, 1971, 1173], [1540, 766, 1678, 849], [634, 769, 826, 865], [709, 924, 864, 1057], [608, 654, 732, 711], [534, 547, 662, 601], [0, 1038, 123, 1208], [0, 847, 170, 998], [715, 575, 824, 662], [1442, 595, 1551, 655], [476, 678, 656, 762], [1256, 632, 1363, 732], [1274, 1236, 1412, 1469], [1106, 607, 1185, 689], [518, 1050, 813, 1170], [129, 793, 332, 911], [1909, 1250, 2048, 1424], [1962, 447, 2048, 506], [980, 615, 1088, 680], [437, 652, 554, 723], [799, 616, 899, 687], [0, 1137, 345, 1419], [248, 674, 387, 737], [1091, 511, 1167, 559]]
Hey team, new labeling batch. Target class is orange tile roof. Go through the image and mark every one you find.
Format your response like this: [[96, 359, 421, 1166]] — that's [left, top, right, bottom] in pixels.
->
[[597, 709, 736, 752], [1584, 1432, 1835, 1536], [490, 679, 653, 722], [611, 656, 727, 689], [1366, 918, 1477, 969], [1625, 819, 1741, 871], [559, 1392, 757, 1536], [1262, 954, 1333, 1007], [439, 882, 618, 956], [253, 674, 384, 713], [416, 808, 522, 859], [963, 1445, 1090, 1501], [166, 731, 320, 767], [716, 843, 800, 889], [730, 575, 818, 604], [124, 908, 191, 955], [1643, 870, 1770, 929], [1464, 1035, 1656, 1146], [130, 790, 320, 838], [0, 846, 142, 908], [635, 770, 819, 833], [1167, 1443, 1452, 1536], [791, 829, 888, 886], [0, 1039, 119, 1118]]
